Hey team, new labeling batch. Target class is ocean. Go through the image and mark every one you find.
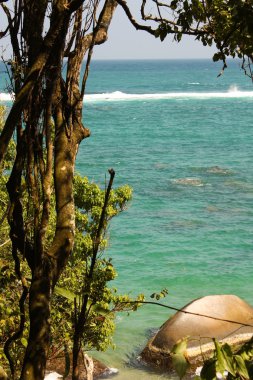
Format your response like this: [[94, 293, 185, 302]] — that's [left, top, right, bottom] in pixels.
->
[[1, 59, 253, 379]]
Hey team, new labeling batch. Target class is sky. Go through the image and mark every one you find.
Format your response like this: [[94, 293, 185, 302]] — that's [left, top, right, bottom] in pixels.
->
[[93, 3, 216, 60], [0, 1, 216, 61]]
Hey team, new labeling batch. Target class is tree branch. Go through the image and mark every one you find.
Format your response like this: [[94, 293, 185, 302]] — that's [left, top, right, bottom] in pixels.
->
[[116, 0, 156, 35]]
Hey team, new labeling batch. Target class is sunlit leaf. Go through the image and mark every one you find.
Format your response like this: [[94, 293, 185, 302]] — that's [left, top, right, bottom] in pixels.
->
[[172, 353, 189, 379], [234, 355, 249, 378]]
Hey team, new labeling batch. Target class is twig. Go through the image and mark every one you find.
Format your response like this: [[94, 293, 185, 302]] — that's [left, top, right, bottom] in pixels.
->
[[117, 300, 253, 328], [0, 238, 10, 248]]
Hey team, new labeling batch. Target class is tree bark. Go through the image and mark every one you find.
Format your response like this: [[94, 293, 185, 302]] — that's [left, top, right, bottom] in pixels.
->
[[1, 2, 117, 380]]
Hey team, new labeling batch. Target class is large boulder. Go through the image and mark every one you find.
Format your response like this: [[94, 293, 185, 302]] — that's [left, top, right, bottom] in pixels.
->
[[141, 295, 253, 370]]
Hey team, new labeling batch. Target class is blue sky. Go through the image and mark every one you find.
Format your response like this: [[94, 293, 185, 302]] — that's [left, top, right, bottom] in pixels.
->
[[0, 2, 216, 60], [93, 4, 216, 60]]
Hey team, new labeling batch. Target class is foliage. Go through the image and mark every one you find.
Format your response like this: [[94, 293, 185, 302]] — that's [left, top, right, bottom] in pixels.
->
[[198, 338, 253, 380], [50, 175, 135, 354], [171, 336, 253, 380], [0, 105, 22, 368], [0, 103, 142, 377], [0, 2, 120, 379], [0, 106, 15, 172], [171, 338, 190, 380], [150, 288, 168, 301], [164, 0, 253, 69], [0, 168, 138, 374]]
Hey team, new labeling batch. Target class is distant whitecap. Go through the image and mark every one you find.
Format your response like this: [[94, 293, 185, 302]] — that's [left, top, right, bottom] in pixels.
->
[[1, 88, 253, 104], [228, 84, 239, 93], [83, 89, 253, 102], [0, 92, 13, 101]]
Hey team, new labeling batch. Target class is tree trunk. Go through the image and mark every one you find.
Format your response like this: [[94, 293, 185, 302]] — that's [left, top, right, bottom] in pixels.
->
[[1, 2, 117, 380], [20, 272, 51, 380]]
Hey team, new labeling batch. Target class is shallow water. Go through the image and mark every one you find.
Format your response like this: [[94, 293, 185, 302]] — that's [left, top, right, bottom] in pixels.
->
[[1, 59, 253, 379], [81, 60, 253, 379]]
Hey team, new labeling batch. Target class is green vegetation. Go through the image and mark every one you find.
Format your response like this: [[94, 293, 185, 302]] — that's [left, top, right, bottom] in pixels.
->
[[171, 337, 253, 380], [0, 106, 143, 378], [1, 1, 253, 379]]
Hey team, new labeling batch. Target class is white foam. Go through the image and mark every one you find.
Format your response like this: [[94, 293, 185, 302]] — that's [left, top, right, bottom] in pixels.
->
[[107, 367, 119, 374], [0, 93, 13, 101], [1, 89, 253, 104], [84, 90, 253, 102]]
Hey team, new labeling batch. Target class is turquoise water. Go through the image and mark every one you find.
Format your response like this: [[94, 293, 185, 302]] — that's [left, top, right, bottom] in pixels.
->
[[79, 60, 253, 377], [1, 59, 253, 378]]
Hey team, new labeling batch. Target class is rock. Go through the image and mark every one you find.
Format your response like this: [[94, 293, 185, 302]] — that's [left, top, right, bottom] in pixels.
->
[[46, 355, 111, 379], [207, 166, 232, 175], [172, 178, 204, 186], [141, 295, 253, 371]]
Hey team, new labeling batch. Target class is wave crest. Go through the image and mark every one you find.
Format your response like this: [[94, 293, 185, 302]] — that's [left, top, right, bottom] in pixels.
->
[[1, 89, 253, 103], [0, 93, 13, 101], [84, 90, 253, 102]]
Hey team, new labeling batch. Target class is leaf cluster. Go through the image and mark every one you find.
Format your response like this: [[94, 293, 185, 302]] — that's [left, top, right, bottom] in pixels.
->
[[0, 105, 137, 370], [153, 1, 253, 73], [199, 338, 253, 380], [0, 171, 134, 365], [0, 106, 16, 172], [171, 335, 253, 380], [51, 175, 134, 353]]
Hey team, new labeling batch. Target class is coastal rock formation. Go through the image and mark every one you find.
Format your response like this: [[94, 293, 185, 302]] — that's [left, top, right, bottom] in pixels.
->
[[207, 166, 232, 175], [46, 356, 115, 380], [141, 295, 253, 371]]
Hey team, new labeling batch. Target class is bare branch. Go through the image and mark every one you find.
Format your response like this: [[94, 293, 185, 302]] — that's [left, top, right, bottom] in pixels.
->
[[0, 238, 10, 248], [116, 0, 156, 35]]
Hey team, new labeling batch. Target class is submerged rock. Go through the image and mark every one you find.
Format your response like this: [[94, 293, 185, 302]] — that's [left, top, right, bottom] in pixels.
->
[[141, 295, 253, 371], [207, 166, 232, 175], [172, 178, 204, 186]]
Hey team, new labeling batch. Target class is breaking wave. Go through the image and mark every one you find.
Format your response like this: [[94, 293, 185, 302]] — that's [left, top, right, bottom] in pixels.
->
[[1, 88, 253, 103], [0, 93, 13, 101], [83, 90, 253, 102]]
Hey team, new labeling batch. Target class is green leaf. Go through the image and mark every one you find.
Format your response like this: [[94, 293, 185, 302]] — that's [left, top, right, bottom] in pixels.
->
[[21, 337, 28, 347], [213, 52, 222, 62], [55, 286, 79, 303], [172, 353, 189, 379], [213, 339, 227, 374], [91, 304, 109, 316], [172, 337, 188, 355], [213, 340, 236, 376], [234, 355, 249, 378], [154, 28, 160, 38], [221, 343, 236, 376], [200, 358, 217, 380], [171, 338, 189, 379]]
